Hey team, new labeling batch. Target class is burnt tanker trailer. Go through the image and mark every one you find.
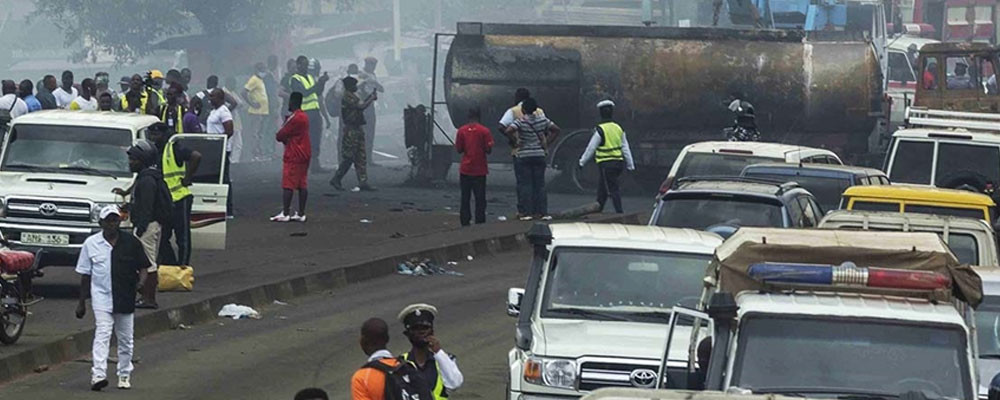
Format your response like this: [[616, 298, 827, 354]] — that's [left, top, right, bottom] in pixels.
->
[[440, 22, 886, 188]]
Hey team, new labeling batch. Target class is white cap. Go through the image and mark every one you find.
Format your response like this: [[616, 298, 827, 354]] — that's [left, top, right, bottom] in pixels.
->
[[597, 99, 615, 108], [99, 205, 121, 220]]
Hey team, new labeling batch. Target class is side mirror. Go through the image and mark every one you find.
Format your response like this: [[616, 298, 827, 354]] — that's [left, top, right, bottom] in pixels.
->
[[507, 288, 525, 317], [989, 372, 1000, 400]]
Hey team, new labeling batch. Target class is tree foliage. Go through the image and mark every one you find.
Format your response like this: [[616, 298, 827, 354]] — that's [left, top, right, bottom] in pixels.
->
[[32, 0, 292, 65]]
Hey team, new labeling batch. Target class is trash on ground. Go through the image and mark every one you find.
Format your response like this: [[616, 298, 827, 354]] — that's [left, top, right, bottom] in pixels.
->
[[218, 304, 261, 320], [447, 261, 458, 266], [390, 232, 406, 238], [396, 258, 464, 277], [467, 255, 474, 261], [273, 300, 289, 306], [174, 324, 191, 330], [33, 365, 49, 373], [497, 216, 508, 221], [351, 187, 361, 192], [360, 219, 372, 223]]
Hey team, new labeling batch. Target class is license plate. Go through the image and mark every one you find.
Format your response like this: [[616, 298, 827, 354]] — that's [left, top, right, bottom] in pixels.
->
[[21, 232, 70, 245]]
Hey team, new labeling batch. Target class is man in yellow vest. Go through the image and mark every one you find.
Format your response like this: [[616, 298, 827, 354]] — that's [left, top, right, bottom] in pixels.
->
[[290, 55, 330, 172], [398, 303, 463, 400], [119, 74, 159, 116], [578, 99, 635, 213]]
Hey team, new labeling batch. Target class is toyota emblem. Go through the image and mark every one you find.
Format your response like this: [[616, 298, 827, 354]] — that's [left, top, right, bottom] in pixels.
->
[[629, 368, 658, 388], [38, 203, 58, 216]]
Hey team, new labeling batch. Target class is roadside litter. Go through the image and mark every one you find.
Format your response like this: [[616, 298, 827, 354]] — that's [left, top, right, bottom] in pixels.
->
[[217, 304, 261, 320], [397, 258, 464, 277], [360, 219, 372, 224]]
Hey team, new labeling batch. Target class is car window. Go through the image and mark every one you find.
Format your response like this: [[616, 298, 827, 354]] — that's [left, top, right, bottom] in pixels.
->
[[923, 56, 940, 90], [787, 196, 806, 227], [904, 204, 986, 220], [826, 155, 842, 165], [1, 124, 133, 178], [947, 233, 979, 265], [655, 194, 785, 229], [889, 51, 917, 83], [797, 197, 818, 227], [975, 296, 1000, 359], [889, 140, 934, 184], [676, 153, 780, 179], [745, 172, 851, 213], [946, 56, 977, 91], [851, 200, 901, 212], [934, 143, 1000, 189]]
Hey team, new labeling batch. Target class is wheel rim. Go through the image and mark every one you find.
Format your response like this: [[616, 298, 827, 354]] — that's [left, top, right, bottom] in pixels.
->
[[1, 307, 24, 337], [571, 162, 599, 192]]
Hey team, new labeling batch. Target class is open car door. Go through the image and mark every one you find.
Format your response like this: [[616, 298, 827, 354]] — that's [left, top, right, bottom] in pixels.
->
[[167, 134, 228, 250]]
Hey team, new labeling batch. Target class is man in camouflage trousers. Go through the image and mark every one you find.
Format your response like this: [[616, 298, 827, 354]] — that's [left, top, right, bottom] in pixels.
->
[[330, 76, 377, 191]]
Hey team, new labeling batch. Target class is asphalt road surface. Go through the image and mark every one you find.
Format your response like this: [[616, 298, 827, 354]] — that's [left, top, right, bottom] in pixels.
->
[[0, 250, 531, 400]]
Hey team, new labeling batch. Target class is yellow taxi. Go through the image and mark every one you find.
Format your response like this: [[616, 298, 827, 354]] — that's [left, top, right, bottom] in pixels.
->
[[841, 185, 996, 221]]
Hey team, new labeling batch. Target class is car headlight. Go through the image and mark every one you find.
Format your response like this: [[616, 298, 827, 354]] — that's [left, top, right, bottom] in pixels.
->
[[524, 357, 577, 390]]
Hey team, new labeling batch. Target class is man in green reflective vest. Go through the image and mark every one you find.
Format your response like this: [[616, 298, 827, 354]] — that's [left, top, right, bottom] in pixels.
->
[[290, 55, 330, 172], [578, 99, 635, 213], [398, 303, 464, 400]]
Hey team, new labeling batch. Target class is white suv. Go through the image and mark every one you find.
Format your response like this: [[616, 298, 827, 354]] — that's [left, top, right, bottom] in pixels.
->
[[0, 110, 230, 268], [506, 223, 722, 398]]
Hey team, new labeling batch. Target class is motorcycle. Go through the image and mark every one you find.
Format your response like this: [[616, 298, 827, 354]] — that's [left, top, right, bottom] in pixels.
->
[[723, 125, 761, 142], [724, 98, 761, 142], [0, 235, 38, 345]]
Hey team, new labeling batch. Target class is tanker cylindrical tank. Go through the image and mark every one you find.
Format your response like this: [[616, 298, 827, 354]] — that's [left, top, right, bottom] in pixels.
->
[[444, 23, 882, 167]]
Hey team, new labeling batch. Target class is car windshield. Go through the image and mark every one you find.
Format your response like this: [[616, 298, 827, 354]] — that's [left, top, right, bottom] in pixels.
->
[[743, 172, 850, 212], [733, 315, 971, 400], [677, 153, 779, 179], [654, 194, 784, 229], [2, 124, 133, 178], [541, 247, 711, 324], [976, 295, 1000, 359], [947, 233, 979, 265]]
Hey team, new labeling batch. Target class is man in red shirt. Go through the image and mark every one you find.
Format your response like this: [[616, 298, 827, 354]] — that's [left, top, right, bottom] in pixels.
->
[[455, 107, 494, 226], [272, 92, 311, 222]]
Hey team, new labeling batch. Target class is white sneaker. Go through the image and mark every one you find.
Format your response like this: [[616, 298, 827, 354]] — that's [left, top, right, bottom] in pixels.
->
[[351, 186, 361, 192], [540, 215, 554, 221], [118, 375, 131, 390], [290, 213, 307, 222], [269, 212, 290, 222]]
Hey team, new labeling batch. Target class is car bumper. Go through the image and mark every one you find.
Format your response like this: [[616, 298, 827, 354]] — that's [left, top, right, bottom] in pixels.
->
[[0, 222, 107, 267], [511, 391, 580, 400]]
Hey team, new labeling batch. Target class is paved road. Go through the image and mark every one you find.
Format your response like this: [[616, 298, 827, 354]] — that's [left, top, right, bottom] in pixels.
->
[[0, 250, 531, 400]]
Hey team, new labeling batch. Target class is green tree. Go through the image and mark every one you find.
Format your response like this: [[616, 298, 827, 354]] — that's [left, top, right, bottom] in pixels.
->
[[32, 0, 293, 65]]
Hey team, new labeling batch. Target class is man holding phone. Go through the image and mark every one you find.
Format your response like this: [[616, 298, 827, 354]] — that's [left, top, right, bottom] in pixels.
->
[[398, 304, 464, 399]]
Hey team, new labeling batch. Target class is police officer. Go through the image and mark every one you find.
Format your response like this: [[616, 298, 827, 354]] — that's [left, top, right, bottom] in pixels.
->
[[290, 55, 330, 172], [577, 100, 634, 213], [398, 304, 464, 399]]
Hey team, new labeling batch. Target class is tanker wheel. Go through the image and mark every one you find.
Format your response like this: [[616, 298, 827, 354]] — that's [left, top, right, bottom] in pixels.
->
[[553, 129, 597, 194]]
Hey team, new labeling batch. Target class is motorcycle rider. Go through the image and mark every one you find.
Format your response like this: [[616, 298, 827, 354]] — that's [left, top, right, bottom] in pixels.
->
[[725, 94, 759, 142]]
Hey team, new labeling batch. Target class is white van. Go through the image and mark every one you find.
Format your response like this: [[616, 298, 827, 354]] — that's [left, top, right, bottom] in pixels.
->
[[0, 110, 229, 267]]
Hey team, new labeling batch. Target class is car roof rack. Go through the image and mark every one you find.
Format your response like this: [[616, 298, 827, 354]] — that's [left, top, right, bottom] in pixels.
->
[[905, 107, 1000, 133], [673, 175, 801, 192]]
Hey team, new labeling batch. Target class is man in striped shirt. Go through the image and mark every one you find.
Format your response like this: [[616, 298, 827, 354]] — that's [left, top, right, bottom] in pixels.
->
[[504, 97, 561, 221]]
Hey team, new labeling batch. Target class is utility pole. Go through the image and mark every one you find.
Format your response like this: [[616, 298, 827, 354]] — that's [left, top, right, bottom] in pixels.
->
[[435, 0, 442, 30], [393, 0, 401, 61]]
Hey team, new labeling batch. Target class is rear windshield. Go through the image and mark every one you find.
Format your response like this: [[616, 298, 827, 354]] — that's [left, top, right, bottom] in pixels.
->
[[948, 233, 979, 265], [654, 194, 784, 229], [850, 200, 901, 212], [889, 140, 934, 184], [744, 172, 850, 212], [677, 153, 780, 179], [904, 205, 986, 220], [934, 142, 1000, 188]]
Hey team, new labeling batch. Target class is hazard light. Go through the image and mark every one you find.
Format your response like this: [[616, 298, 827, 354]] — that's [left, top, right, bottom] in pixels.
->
[[747, 262, 951, 291]]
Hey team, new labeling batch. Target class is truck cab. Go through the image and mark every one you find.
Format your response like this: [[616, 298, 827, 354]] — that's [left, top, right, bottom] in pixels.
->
[[661, 228, 982, 400], [506, 223, 722, 399], [0, 110, 230, 268], [914, 42, 1000, 114]]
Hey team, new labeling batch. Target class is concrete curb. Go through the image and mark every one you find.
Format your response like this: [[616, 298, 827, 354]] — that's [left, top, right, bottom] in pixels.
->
[[0, 213, 639, 384]]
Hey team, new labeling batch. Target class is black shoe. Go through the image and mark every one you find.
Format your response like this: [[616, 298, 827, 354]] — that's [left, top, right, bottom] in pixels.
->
[[330, 180, 344, 191], [91, 379, 109, 391]]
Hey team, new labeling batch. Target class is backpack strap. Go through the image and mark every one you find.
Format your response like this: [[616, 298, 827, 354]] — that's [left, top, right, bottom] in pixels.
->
[[363, 358, 400, 374]]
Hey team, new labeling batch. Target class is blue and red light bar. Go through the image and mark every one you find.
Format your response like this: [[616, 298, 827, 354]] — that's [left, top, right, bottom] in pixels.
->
[[747, 262, 951, 291]]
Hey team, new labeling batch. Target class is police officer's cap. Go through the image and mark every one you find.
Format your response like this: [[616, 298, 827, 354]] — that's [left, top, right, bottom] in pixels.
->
[[398, 303, 437, 329], [597, 100, 615, 109]]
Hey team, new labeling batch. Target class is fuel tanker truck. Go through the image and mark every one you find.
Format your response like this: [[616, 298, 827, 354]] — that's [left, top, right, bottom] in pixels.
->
[[431, 22, 888, 190]]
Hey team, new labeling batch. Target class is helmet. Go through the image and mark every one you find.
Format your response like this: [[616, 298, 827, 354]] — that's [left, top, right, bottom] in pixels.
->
[[127, 139, 158, 167], [148, 69, 164, 80]]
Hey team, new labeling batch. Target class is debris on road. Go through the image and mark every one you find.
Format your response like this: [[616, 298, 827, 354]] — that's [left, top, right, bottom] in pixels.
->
[[390, 232, 406, 238], [33, 365, 49, 373], [273, 300, 289, 306], [497, 216, 508, 221], [360, 219, 372, 224], [174, 324, 192, 330], [467, 255, 474, 261], [397, 258, 465, 277], [218, 304, 261, 320]]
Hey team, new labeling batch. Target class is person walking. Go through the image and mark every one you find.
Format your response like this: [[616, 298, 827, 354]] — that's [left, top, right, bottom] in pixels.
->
[[243, 62, 272, 160], [578, 100, 634, 213], [53, 70, 78, 109], [290, 55, 330, 172], [125, 139, 171, 310], [272, 92, 311, 222], [455, 107, 493, 226], [207, 88, 236, 217], [0, 80, 29, 119], [18, 80, 41, 113], [497, 88, 544, 219], [69, 78, 98, 111], [75, 205, 150, 391], [330, 76, 377, 192], [399, 304, 464, 399], [328, 64, 360, 164], [504, 97, 560, 221], [359, 57, 384, 167]]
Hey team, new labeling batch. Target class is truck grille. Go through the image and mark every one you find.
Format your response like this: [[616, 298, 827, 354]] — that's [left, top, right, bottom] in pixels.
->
[[5, 197, 92, 223], [578, 360, 662, 391]]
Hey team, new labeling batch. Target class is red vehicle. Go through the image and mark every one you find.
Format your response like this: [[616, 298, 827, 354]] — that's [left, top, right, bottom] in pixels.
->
[[912, 0, 997, 42], [0, 234, 36, 345]]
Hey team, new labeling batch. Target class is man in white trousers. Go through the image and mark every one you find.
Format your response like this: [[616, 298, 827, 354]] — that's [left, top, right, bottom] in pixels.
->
[[75, 205, 152, 391]]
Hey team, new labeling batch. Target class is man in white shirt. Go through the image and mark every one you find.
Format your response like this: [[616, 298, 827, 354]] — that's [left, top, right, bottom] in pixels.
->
[[207, 88, 236, 216], [53, 70, 79, 109], [0, 80, 29, 119], [69, 79, 99, 111], [75, 205, 151, 391]]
